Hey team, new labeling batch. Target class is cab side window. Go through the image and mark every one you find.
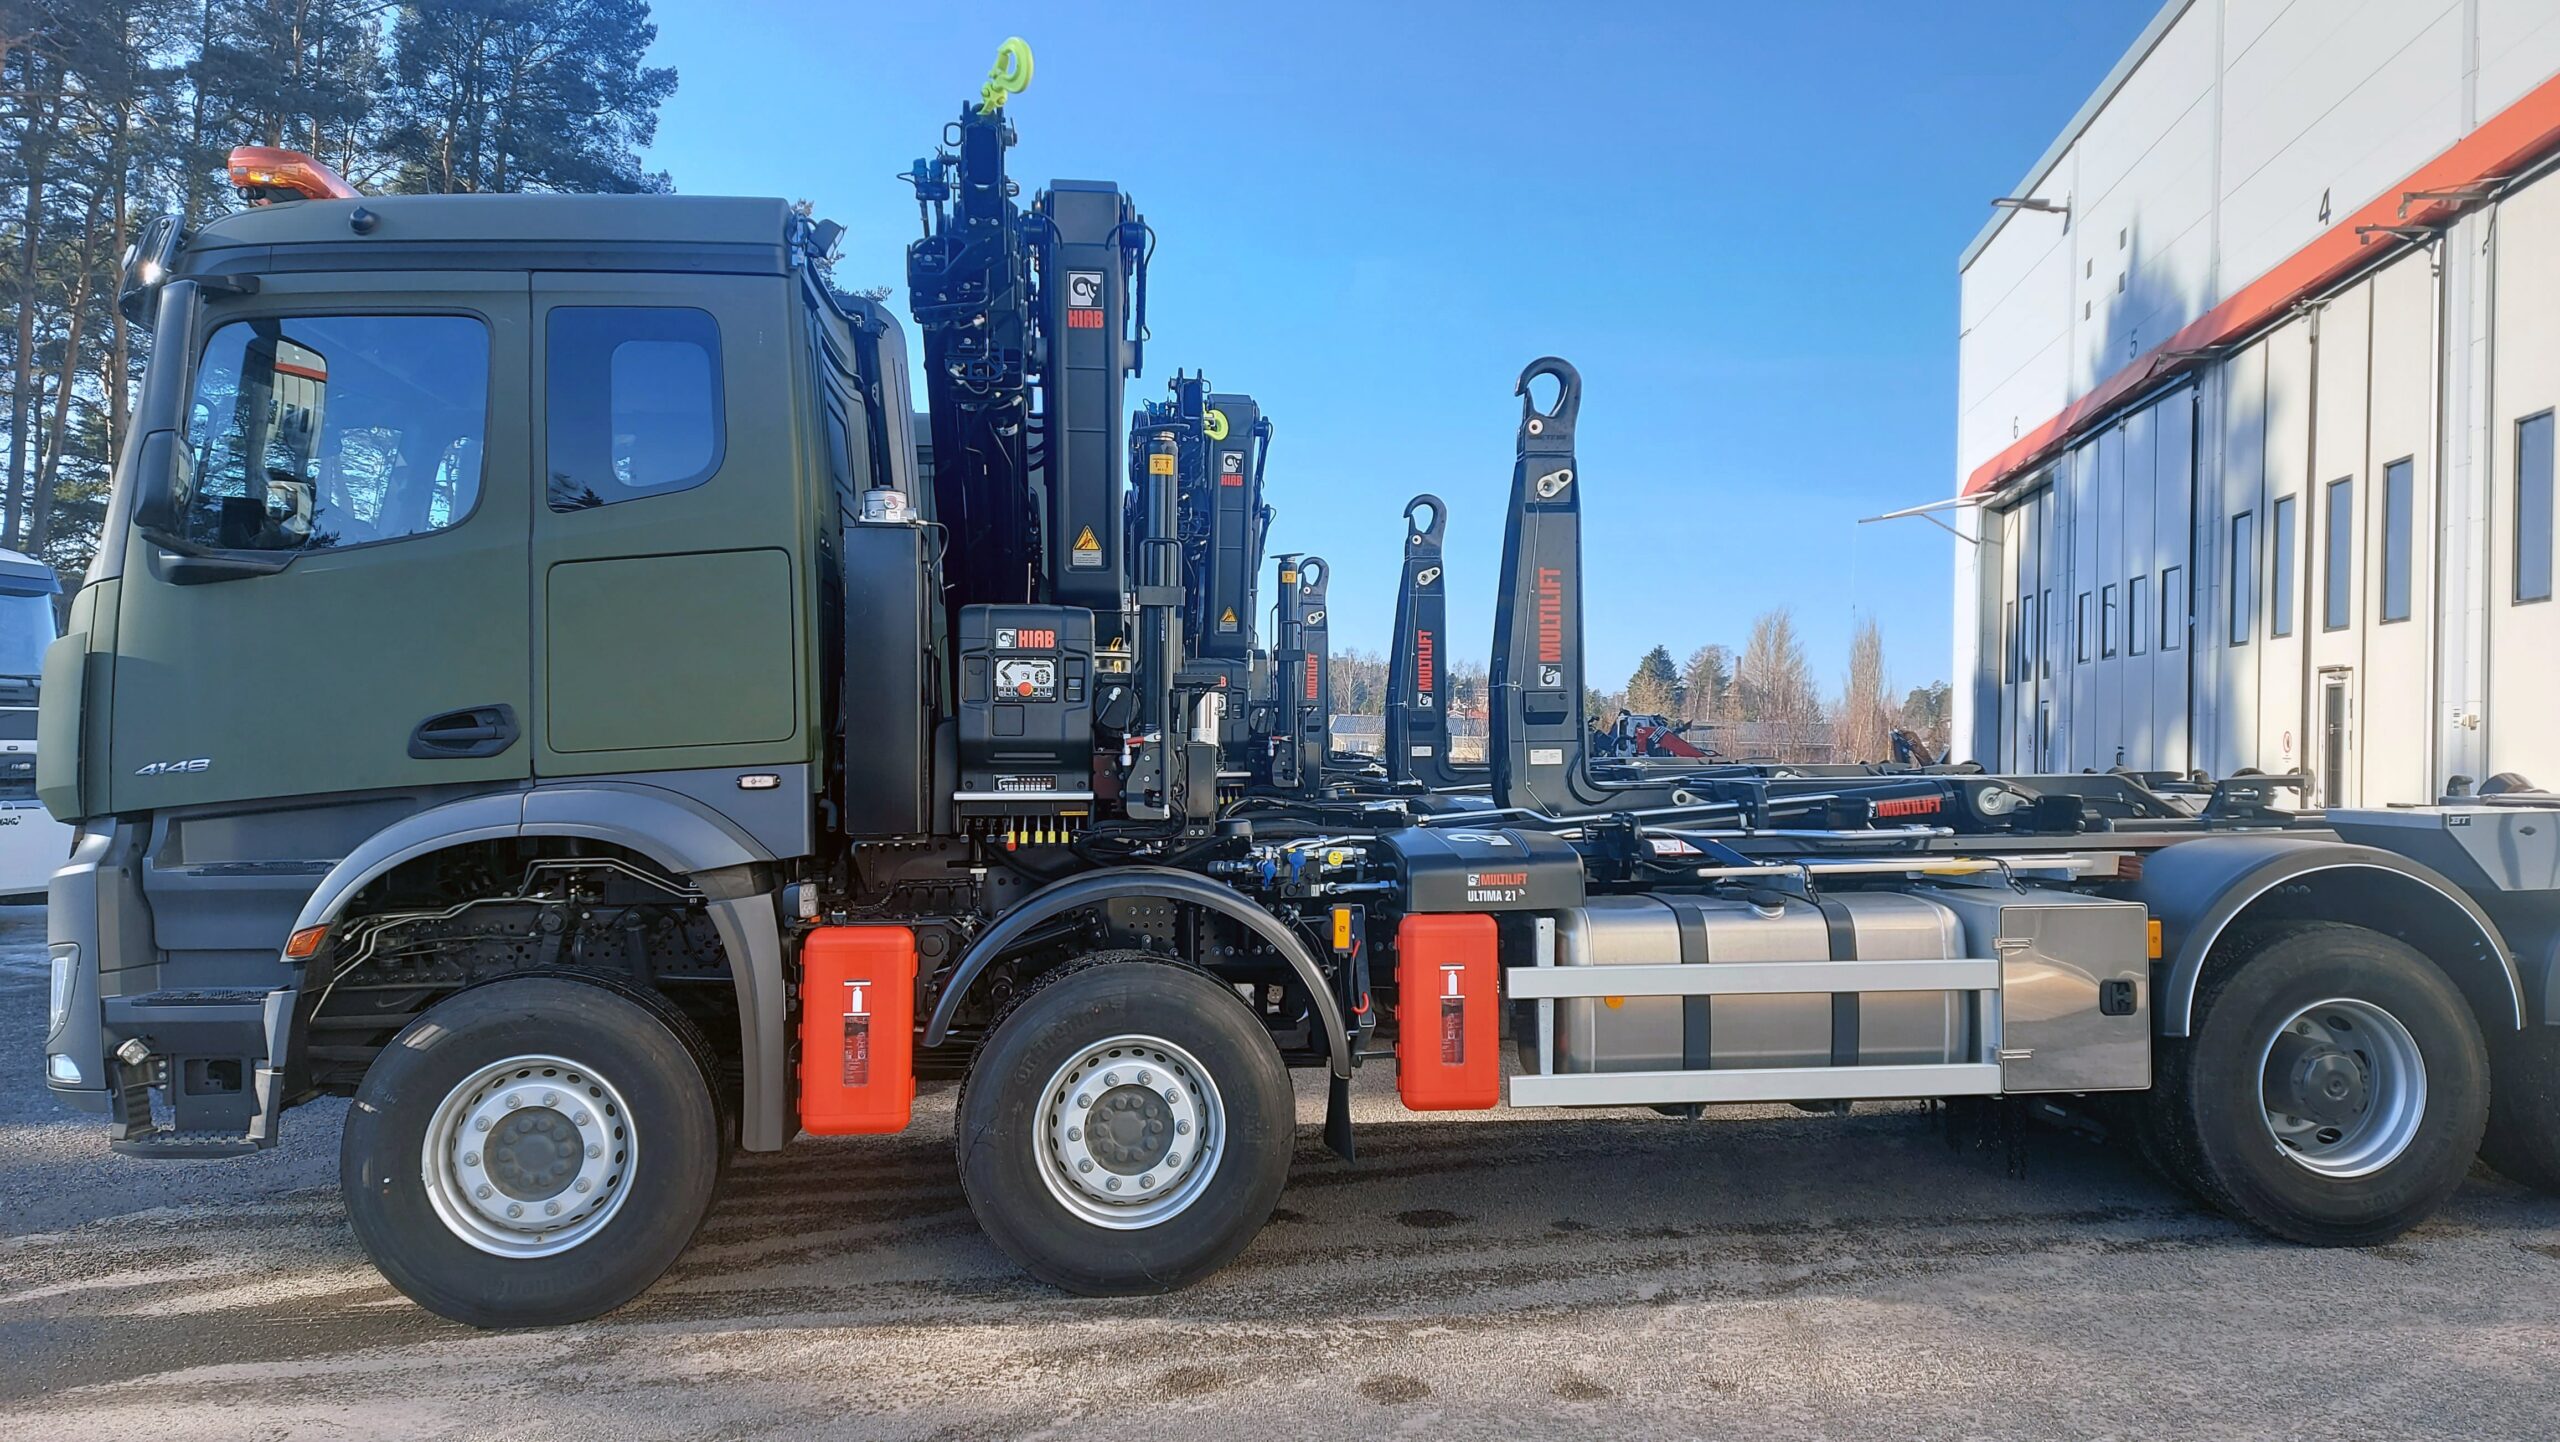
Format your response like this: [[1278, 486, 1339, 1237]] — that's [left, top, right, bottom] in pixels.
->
[[547, 306, 725, 511], [182, 314, 488, 554]]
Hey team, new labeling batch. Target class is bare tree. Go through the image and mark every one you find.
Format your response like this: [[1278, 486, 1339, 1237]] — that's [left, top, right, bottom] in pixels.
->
[[1835, 615, 1892, 763], [1735, 608, 1822, 761]]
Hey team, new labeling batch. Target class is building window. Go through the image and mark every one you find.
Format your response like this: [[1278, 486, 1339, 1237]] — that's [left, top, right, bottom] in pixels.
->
[[2518, 411, 2554, 604], [2015, 593, 2036, 683], [2161, 565, 2183, 650], [181, 313, 490, 555], [2101, 583, 2119, 658], [2076, 591, 2093, 663], [2129, 573, 2149, 656], [2269, 494, 2297, 638], [547, 306, 726, 512], [2041, 588, 2055, 676], [2229, 511, 2256, 645], [2324, 476, 2354, 631], [2381, 457, 2413, 623], [2005, 600, 2019, 683]]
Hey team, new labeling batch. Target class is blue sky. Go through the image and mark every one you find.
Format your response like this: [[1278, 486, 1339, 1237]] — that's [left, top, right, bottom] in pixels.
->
[[643, 1, 2159, 694]]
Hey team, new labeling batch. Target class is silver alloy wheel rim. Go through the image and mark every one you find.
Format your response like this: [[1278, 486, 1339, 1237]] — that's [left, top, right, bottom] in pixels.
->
[[1035, 1034, 1225, 1230], [421, 1054, 636, 1258], [2257, 997, 2427, 1178]]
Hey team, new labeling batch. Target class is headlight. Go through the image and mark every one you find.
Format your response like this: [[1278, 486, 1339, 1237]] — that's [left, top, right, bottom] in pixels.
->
[[47, 942, 77, 1036]]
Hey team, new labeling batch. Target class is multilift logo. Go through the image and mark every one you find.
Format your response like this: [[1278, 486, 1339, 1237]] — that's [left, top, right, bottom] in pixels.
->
[[1536, 567, 1564, 665]]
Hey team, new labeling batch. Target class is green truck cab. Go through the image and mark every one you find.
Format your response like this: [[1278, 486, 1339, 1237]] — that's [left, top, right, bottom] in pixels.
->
[[44, 188, 892, 1168]]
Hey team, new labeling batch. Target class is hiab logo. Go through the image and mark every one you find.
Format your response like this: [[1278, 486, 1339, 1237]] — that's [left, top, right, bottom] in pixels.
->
[[1536, 567, 1565, 665]]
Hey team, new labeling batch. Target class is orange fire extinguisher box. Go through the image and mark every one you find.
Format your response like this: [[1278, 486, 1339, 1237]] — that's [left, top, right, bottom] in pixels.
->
[[1395, 912, 1501, 1110], [799, 925, 917, 1135]]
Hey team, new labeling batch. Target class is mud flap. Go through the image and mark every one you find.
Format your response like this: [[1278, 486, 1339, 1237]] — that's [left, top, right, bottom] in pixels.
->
[[1325, 1071, 1356, 1162]]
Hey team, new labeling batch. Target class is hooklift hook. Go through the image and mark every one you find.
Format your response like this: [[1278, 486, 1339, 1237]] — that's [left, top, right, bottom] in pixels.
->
[[979, 37, 1034, 115], [1404, 493, 1447, 545], [1515, 355, 1581, 434]]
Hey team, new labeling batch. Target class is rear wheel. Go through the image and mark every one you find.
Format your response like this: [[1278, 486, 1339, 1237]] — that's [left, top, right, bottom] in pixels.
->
[[341, 975, 724, 1327], [956, 958, 1294, 1294], [2481, 1025, 2560, 1193], [2150, 922, 2487, 1245]]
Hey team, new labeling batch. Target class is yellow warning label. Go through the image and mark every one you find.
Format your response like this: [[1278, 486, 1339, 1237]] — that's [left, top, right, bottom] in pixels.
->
[[1219, 606, 1238, 631], [1073, 526, 1100, 552], [1148, 453, 1176, 476], [1331, 907, 1353, 951], [1204, 408, 1231, 442], [1070, 525, 1103, 569]]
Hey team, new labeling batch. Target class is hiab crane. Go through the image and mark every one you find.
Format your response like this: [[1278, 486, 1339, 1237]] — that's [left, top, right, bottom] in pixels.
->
[[43, 41, 2560, 1334]]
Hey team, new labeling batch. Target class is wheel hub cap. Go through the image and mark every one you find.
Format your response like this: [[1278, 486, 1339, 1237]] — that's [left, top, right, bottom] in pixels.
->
[[1036, 1035, 1226, 1229], [2257, 998, 2426, 1178], [422, 1056, 635, 1258]]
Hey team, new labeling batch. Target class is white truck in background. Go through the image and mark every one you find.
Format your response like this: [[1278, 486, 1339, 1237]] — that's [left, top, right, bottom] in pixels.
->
[[0, 547, 72, 900]]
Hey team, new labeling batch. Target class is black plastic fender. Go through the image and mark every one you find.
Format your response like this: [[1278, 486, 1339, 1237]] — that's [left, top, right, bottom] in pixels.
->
[[2126, 832, 2522, 1037], [923, 865, 1354, 1081]]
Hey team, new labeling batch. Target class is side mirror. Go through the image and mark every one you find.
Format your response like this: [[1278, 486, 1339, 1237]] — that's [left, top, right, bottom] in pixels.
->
[[117, 214, 183, 329], [128, 279, 204, 546]]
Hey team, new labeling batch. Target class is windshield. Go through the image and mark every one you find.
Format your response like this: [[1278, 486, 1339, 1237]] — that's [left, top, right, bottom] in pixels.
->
[[0, 591, 57, 677]]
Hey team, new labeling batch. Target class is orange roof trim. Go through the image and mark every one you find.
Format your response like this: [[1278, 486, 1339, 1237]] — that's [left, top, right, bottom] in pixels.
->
[[1964, 68, 2560, 499]]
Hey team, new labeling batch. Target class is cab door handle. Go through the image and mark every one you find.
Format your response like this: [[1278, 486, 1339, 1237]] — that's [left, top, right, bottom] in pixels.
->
[[410, 704, 519, 760]]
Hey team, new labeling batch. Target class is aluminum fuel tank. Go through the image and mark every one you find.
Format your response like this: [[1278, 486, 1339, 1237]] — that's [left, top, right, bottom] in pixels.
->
[[1529, 891, 1976, 1076]]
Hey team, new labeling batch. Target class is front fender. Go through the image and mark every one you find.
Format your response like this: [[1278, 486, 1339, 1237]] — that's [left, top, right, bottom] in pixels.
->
[[923, 865, 1354, 1080], [293, 781, 793, 1151]]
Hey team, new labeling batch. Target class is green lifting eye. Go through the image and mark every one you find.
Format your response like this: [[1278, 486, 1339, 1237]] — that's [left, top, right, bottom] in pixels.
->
[[979, 37, 1034, 115]]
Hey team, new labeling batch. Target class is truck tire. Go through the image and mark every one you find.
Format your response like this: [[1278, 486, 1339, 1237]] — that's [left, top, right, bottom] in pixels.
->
[[2480, 1026, 2560, 1193], [341, 974, 724, 1327], [956, 956, 1294, 1294], [2150, 922, 2487, 1245]]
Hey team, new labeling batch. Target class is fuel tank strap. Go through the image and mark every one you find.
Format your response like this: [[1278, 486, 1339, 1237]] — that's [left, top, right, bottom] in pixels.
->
[[1818, 899, 1859, 1067], [1676, 902, 1710, 1071]]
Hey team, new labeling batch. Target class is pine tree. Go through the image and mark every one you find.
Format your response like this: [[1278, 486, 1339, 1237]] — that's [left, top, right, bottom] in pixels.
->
[[384, 0, 675, 195], [1624, 643, 1681, 716]]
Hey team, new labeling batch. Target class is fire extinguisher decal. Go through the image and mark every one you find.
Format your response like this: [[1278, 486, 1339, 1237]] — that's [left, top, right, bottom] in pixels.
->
[[842, 980, 872, 1087], [1440, 964, 1465, 1065]]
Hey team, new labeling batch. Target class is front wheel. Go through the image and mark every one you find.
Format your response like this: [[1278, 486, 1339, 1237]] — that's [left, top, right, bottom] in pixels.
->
[[2150, 922, 2488, 1245], [956, 958, 1295, 1294], [341, 975, 725, 1327]]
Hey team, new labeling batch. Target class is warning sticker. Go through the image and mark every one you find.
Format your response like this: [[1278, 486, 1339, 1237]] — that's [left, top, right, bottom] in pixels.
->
[[1219, 606, 1239, 633], [1070, 525, 1103, 569]]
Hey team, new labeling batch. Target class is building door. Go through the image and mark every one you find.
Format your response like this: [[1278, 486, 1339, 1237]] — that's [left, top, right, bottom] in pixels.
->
[[2319, 671, 2354, 808], [2488, 172, 2560, 785], [2150, 389, 2196, 773], [2359, 253, 2436, 803]]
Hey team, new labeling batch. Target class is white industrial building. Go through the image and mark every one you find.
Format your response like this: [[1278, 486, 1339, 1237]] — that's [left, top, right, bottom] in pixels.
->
[[1951, 0, 2560, 804]]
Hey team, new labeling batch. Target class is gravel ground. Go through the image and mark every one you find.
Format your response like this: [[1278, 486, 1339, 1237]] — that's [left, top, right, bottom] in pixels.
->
[[8, 902, 2560, 1439]]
